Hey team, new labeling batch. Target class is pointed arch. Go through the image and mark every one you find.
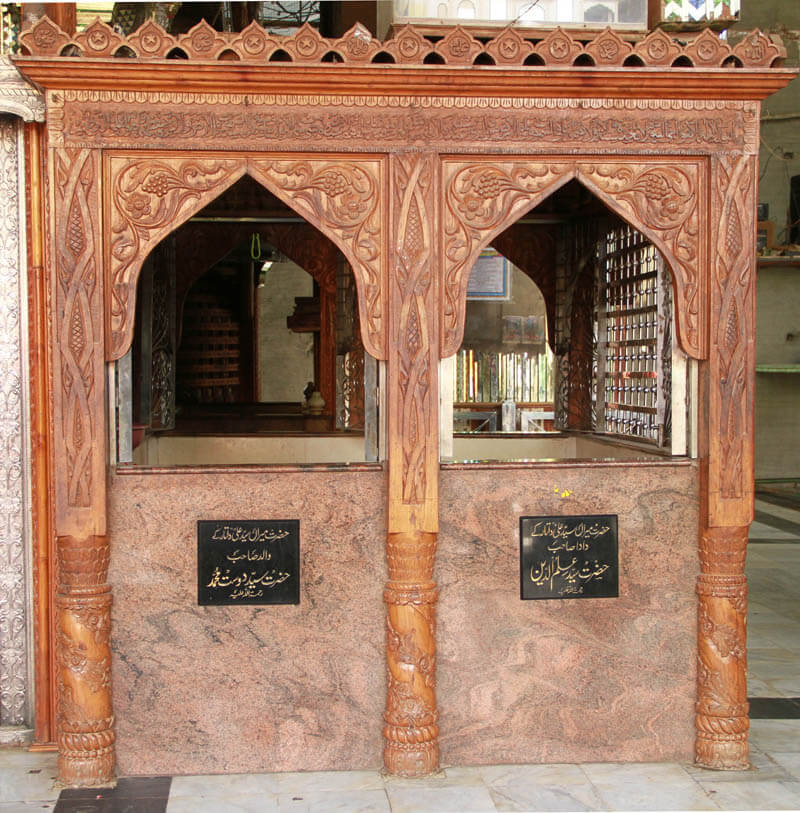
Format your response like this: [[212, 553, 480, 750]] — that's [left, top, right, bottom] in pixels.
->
[[105, 153, 387, 362], [441, 158, 707, 361]]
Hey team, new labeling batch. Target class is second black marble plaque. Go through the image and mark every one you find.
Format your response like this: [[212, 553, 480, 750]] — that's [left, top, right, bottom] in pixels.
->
[[520, 514, 618, 600]]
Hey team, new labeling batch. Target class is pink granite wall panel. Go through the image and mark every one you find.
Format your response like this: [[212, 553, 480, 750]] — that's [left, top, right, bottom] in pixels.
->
[[108, 469, 387, 776], [437, 462, 700, 766], [109, 461, 698, 775]]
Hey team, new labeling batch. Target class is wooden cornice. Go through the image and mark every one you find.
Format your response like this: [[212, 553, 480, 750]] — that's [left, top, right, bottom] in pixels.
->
[[12, 58, 797, 102], [11, 17, 797, 103]]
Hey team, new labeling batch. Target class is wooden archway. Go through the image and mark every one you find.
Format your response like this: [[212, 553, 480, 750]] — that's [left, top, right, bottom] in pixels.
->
[[15, 18, 796, 785]]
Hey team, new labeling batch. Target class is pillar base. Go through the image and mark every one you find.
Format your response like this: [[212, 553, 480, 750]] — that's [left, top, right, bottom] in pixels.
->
[[58, 741, 115, 787], [695, 730, 749, 771], [384, 739, 439, 778]]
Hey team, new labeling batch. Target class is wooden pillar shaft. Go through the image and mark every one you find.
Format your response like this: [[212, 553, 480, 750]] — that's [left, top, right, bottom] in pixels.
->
[[383, 153, 440, 777], [50, 148, 114, 785], [695, 152, 757, 770]]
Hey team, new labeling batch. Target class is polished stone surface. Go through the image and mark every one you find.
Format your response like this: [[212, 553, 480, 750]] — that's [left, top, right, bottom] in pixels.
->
[[438, 463, 700, 766]]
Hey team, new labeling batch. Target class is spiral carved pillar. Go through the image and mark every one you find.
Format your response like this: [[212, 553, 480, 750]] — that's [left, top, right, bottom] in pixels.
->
[[383, 153, 440, 776], [695, 527, 749, 768], [56, 536, 114, 783]]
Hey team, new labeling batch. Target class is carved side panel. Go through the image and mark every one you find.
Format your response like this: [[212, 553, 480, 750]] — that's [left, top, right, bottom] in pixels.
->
[[52, 148, 105, 525], [441, 160, 573, 358], [150, 241, 175, 431], [707, 154, 756, 525], [388, 153, 438, 527], [694, 154, 757, 771], [0, 116, 29, 730], [106, 154, 247, 360], [249, 158, 386, 360], [578, 161, 706, 360]]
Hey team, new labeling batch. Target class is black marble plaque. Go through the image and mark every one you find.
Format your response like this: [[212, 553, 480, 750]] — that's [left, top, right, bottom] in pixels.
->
[[520, 514, 618, 600], [197, 520, 300, 606]]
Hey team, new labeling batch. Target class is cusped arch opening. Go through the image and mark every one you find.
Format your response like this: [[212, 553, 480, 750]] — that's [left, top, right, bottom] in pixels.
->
[[444, 176, 692, 464], [118, 174, 374, 469]]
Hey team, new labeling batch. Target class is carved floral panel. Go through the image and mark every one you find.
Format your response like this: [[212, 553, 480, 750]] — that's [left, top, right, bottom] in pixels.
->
[[442, 158, 707, 361], [249, 158, 386, 359]]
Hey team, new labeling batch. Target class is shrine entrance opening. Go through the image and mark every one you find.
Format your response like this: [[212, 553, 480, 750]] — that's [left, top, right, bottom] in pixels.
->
[[121, 172, 373, 466], [444, 177, 691, 463]]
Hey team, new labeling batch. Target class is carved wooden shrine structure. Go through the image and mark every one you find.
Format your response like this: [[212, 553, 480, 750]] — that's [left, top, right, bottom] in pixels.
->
[[12, 16, 797, 786]]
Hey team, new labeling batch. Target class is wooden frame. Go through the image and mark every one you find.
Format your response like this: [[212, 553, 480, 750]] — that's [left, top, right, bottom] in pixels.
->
[[13, 17, 796, 785]]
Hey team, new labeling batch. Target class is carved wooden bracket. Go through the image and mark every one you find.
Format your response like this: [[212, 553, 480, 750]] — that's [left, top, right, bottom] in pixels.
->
[[442, 159, 707, 360], [106, 154, 386, 362]]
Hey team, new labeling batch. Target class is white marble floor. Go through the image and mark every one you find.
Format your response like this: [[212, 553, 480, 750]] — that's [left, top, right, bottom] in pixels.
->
[[1, 494, 798, 812], [2, 738, 800, 812]]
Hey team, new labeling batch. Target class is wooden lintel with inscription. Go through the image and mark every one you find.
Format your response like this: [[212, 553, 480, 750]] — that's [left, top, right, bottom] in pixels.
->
[[14, 59, 796, 101]]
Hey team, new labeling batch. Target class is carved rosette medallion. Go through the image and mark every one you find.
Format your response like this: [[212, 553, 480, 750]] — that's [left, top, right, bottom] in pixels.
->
[[250, 159, 385, 359], [441, 161, 572, 357], [108, 156, 245, 360]]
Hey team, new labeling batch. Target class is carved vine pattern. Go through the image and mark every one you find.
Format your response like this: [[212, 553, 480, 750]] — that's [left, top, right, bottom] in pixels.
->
[[250, 159, 385, 359], [20, 16, 786, 68], [55, 149, 100, 507], [579, 163, 703, 358], [393, 155, 435, 505], [442, 162, 572, 357], [109, 157, 245, 360], [712, 154, 754, 503], [443, 160, 705, 360]]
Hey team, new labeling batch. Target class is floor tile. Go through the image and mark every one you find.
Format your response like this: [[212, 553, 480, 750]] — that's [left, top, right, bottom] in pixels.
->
[[385, 783, 498, 812], [169, 773, 281, 798], [581, 762, 718, 811], [167, 795, 279, 813], [488, 783, 598, 811], [273, 771, 384, 794], [748, 697, 800, 718], [276, 789, 390, 811], [0, 805, 56, 812], [770, 752, 800, 781], [478, 763, 600, 809], [749, 719, 800, 752], [697, 779, 800, 810]]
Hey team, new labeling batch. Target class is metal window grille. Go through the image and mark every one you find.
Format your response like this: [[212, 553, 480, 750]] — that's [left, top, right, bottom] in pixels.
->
[[595, 224, 670, 445]]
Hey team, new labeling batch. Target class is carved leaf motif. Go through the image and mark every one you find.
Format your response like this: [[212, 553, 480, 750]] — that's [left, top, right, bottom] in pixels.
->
[[251, 159, 384, 358], [442, 161, 572, 357], [55, 150, 99, 508], [109, 158, 243, 359], [392, 155, 435, 507], [580, 163, 702, 357]]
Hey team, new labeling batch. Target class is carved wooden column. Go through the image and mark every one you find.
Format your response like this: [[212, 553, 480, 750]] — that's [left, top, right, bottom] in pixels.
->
[[50, 148, 114, 785], [383, 152, 440, 777], [695, 152, 757, 770]]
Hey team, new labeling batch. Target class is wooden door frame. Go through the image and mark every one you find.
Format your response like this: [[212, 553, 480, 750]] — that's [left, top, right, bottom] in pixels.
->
[[14, 17, 796, 785]]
